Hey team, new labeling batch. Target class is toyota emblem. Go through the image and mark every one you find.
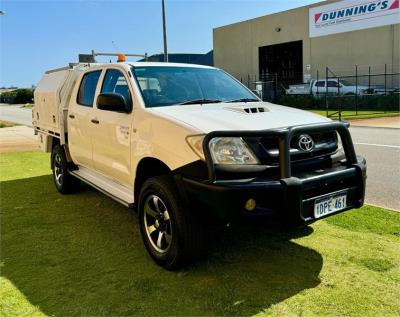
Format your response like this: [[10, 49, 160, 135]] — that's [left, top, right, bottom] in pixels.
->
[[298, 134, 314, 152]]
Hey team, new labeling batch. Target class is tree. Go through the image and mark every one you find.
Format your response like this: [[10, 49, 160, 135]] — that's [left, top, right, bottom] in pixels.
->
[[14, 89, 34, 103]]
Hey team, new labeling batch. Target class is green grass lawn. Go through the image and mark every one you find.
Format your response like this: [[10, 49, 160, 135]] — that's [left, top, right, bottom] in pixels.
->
[[309, 110, 400, 120], [1, 152, 399, 316]]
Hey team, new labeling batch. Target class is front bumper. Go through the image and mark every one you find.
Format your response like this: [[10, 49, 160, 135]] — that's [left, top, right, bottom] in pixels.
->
[[176, 121, 366, 224], [178, 157, 366, 224]]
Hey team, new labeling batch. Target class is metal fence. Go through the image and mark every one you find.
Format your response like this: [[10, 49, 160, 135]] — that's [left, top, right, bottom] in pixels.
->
[[239, 64, 400, 119], [323, 65, 400, 119]]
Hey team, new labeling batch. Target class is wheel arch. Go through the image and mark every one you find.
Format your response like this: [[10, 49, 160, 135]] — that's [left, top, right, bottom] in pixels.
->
[[51, 139, 75, 170], [134, 157, 172, 203], [50, 138, 61, 169]]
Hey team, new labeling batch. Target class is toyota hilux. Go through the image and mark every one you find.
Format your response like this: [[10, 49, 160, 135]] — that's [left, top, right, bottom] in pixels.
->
[[33, 57, 366, 269]]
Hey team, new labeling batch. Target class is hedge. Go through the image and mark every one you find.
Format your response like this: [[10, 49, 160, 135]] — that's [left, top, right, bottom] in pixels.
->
[[275, 93, 400, 112], [0, 89, 34, 104]]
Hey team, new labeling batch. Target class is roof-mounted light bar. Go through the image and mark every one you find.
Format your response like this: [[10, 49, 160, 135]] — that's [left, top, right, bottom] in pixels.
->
[[88, 50, 148, 63]]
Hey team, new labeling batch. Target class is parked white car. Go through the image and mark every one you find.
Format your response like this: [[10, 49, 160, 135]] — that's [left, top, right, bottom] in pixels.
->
[[286, 79, 371, 96], [33, 59, 366, 269]]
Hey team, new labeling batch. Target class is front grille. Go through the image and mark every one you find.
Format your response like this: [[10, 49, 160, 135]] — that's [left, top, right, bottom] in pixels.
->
[[245, 132, 338, 166]]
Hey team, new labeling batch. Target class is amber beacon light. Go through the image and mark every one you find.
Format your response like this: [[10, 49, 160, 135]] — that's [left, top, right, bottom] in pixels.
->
[[117, 54, 126, 62]]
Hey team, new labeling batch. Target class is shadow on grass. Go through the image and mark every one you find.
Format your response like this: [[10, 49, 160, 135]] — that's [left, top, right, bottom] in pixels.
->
[[1, 175, 323, 316]]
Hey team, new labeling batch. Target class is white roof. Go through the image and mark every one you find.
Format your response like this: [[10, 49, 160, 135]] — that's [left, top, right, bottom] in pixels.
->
[[44, 61, 216, 76], [127, 62, 215, 69]]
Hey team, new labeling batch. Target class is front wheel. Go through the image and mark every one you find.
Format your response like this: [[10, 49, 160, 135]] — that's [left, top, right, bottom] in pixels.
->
[[138, 175, 204, 270], [51, 145, 80, 194]]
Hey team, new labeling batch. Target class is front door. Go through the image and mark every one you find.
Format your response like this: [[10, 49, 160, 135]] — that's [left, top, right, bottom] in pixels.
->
[[91, 68, 133, 187], [68, 70, 102, 168]]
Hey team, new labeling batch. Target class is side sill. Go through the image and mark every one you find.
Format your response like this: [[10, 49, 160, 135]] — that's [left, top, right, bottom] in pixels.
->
[[70, 167, 135, 208]]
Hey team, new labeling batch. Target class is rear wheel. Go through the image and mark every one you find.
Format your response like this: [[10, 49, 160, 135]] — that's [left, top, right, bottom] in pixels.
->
[[51, 145, 80, 194], [138, 175, 203, 270]]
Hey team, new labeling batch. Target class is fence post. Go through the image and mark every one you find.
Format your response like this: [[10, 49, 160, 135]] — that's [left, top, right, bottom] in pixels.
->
[[384, 64, 387, 96], [316, 70, 319, 97], [368, 66, 371, 91], [247, 74, 250, 89], [338, 76, 342, 121], [384, 64, 387, 113], [325, 67, 328, 117], [274, 73, 278, 101], [355, 65, 358, 115]]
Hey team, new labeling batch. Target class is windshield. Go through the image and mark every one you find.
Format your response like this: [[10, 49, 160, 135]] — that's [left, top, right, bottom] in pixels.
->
[[132, 66, 257, 107]]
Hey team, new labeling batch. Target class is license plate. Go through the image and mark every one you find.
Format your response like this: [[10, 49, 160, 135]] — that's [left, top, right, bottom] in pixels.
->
[[314, 192, 347, 219]]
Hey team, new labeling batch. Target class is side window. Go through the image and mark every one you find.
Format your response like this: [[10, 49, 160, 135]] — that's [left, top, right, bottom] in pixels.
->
[[101, 69, 132, 106], [77, 70, 101, 107], [315, 81, 325, 87], [327, 81, 339, 87]]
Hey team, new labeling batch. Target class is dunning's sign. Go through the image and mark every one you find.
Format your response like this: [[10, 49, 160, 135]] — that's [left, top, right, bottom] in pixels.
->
[[309, 0, 400, 38]]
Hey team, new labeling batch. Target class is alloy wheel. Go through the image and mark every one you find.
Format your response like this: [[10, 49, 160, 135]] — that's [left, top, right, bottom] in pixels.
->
[[54, 153, 63, 186], [143, 195, 173, 253]]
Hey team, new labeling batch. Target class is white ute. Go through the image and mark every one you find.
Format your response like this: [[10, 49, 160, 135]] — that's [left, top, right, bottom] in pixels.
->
[[286, 79, 371, 96], [33, 56, 366, 269]]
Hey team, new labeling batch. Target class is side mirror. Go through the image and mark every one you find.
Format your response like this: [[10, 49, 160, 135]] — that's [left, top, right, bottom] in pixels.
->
[[97, 93, 130, 113]]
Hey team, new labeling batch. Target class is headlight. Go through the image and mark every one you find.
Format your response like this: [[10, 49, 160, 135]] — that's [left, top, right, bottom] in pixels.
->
[[209, 137, 259, 165], [186, 135, 206, 160]]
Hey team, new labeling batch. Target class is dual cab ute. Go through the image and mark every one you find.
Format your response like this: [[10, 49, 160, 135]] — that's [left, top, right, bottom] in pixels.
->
[[286, 79, 371, 96], [33, 57, 366, 269]]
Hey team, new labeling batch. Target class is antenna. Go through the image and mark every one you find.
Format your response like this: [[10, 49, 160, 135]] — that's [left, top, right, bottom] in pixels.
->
[[111, 41, 121, 53]]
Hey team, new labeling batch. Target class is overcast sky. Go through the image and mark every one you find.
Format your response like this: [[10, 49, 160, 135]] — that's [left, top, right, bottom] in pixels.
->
[[0, 0, 320, 87]]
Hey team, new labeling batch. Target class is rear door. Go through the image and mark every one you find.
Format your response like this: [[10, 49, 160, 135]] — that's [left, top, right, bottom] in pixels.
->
[[313, 80, 325, 96], [68, 70, 101, 168], [91, 68, 133, 187], [327, 80, 341, 94]]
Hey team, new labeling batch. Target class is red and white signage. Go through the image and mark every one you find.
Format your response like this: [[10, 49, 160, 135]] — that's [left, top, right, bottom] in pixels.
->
[[309, 0, 400, 38]]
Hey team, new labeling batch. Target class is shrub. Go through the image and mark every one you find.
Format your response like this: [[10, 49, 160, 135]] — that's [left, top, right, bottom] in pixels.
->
[[275, 95, 320, 109], [1, 90, 17, 98], [275, 93, 400, 112], [0, 89, 34, 104], [14, 89, 34, 104]]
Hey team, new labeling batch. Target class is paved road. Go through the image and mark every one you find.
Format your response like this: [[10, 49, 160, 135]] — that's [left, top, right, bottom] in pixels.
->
[[350, 126, 400, 211], [0, 104, 32, 127], [0, 104, 398, 210]]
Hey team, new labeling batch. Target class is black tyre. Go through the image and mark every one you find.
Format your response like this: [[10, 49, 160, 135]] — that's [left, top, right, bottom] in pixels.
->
[[51, 145, 80, 194], [138, 175, 203, 270]]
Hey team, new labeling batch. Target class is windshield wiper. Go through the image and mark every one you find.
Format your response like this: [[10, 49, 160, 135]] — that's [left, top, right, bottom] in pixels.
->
[[178, 99, 222, 105], [226, 98, 260, 103]]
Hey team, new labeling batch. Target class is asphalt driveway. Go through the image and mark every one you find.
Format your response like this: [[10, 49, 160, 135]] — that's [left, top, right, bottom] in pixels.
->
[[350, 126, 400, 211], [0, 104, 32, 127]]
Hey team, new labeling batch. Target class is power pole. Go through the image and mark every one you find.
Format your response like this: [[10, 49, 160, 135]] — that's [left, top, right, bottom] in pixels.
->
[[162, 0, 168, 62]]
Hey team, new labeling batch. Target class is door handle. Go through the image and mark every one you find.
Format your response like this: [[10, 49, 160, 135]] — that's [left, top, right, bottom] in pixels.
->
[[91, 118, 100, 124], [69, 114, 75, 119]]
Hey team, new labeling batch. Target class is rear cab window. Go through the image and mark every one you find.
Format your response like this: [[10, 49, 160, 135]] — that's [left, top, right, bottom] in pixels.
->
[[77, 70, 101, 107]]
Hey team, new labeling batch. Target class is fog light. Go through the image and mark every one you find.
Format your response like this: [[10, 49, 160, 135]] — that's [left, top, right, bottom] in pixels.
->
[[244, 198, 257, 211]]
